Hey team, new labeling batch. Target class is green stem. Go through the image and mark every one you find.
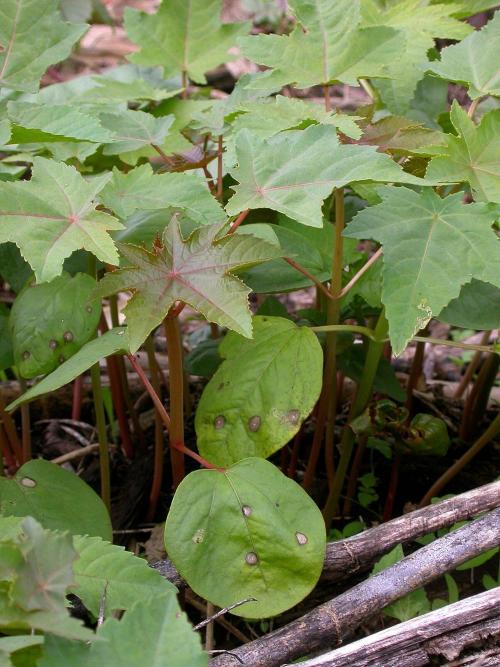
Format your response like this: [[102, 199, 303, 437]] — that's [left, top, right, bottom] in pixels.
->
[[302, 188, 344, 490], [164, 314, 185, 488], [323, 310, 389, 526], [419, 412, 500, 507], [91, 362, 111, 511]]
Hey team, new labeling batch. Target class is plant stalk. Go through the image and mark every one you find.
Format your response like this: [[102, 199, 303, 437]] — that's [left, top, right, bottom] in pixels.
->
[[90, 362, 111, 511], [144, 335, 165, 521], [19, 378, 31, 463], [164, 314, 186, 488]]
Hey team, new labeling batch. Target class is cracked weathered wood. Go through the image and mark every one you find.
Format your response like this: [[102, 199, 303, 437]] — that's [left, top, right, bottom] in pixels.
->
[[152, 480, 500, 588], [209, 507, 500, 667], [283, 588, 500, 666]]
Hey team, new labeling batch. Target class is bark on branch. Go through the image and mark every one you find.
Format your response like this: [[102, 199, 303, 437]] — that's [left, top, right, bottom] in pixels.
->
[[209, 507, 500, 667], [286, 588, 500, 666], [152, 480, 500, 587]]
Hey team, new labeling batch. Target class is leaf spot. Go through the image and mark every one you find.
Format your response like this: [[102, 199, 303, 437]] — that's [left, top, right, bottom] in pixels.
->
[[242, 505, 252, 517], [248, 415, 261, 432], [286, 409, 300, 425], [20, 477, 36, 488], [86, 306, 93, 313], [295, 532, 308, 546], [21, 351, 30, 360], [63, 331, 74, 342], [192, 528, 206, 544], [214, 415, 225, 429], [48, 339, 58, 350], [245, 552, 258, 566], [58, 355, 65, 363]]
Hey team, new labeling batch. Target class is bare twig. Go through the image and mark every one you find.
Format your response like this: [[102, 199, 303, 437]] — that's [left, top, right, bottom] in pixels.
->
[[194, 598, 257, 631], [51, 443, 100, 465]]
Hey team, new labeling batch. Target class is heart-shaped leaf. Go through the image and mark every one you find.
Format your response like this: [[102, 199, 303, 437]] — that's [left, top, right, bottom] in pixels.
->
[[0, 460, 112, 541], [196, 316, 323, 466], [164, 458, 326, 618]]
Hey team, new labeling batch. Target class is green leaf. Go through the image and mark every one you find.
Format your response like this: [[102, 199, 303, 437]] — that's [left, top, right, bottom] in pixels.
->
[[438, 279, 500, 330], [0, 459, 112, 540], [124, 0, 249, 85], [338, 345, 405, 402], [184, 339, 222, 377], [0, 157, 123, 283], [95, 219, 281, 353], [424, 12, 500, 100], [344, 186, 500, 355], [0, 636, 44, 667], [9, 273, 101, 379], [6, 328, 129, 411], [72, 535, 176, 617], [239, 0, 405, 89], [6, 102, 115, 144], [0, 304, 13, 371], [98, 164, 224, 224], [359, 116, 446, 155], [164, 458, 326, 618], [361, 0, 470, 114], [437, 1, 500, 19], [0, 0, 87, 92], [99, 110, 173, 155], [226, 125, 426, 227], [426, 104, 500, 204], [404, 414, 450, 457], [88, 594, 207, 667], [195, 316, 323, 466], [232, 95, 362, 140]]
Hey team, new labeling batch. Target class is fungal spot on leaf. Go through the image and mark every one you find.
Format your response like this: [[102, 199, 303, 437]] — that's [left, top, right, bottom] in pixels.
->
[[58, 355, 65, 363], [192, 528, 206, 544], [86, 306, 93, 313], [286, 409, 300, 425], [48, 339, 58, 350], [214, 415, 225, 429], [295, 532, 308, 546], [21, 351, 30, 360], [63, 331, 74, 342], [245, 552, 258, 566], [20, 477, 36, 488], [248, 415, 261, 432], [242, 505, 252, 517]]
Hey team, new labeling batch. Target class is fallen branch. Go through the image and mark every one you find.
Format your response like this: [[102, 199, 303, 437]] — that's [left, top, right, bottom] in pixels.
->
[[209, 507, 500, 666], [151, 480, 500, 587], [286, 588, 500, 666]]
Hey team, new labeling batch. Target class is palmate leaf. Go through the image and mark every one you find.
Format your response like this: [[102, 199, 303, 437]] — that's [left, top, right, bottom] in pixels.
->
[[124, 0, 250, 85], [240, 0, 405, 89], [344, 186, 500, 355], [99, 110, 174, 155], [0, 158, 122, 283], [226, 125, 427, 227], [0, 0, 87, 93], [426, 103, 500, 204], [95, 219, 281, 353], [362, 0, 470, 114], [424, 11, 500, 100], [98, 164, 224, 224]]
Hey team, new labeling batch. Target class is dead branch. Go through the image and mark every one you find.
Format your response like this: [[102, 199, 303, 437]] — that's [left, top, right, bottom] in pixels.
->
[[284, 588, 499, 666], [209, 507, 500, 667], [151, 480, 500, 588]]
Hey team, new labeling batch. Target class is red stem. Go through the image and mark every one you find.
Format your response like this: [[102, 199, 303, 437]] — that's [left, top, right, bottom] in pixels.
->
[[106, 354, 134, 459], [383, 451, 402, 522], [164, 315, 186, 488], [229, 209, 250, 234], [217, 134, 224, 202], [71, 376, 83, 422]]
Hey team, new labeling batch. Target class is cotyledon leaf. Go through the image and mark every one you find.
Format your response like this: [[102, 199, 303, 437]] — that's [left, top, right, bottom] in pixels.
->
[[344, 186, 500, 355], [426, 103, 500, 204], [0, 0, 87, 93], [226, 125, 429, 227], [164, 457, 326, 618], [94, 219, 282, 353], [0, 157, 123, 283], [196, 316, 323, 466], [98, 164, 224, 224], [0, 459, 112, 541], [424, 11, 500, 100], [7, 328, 129, 411], [124, 0, 250, 85], [9, 272, 101, 379]]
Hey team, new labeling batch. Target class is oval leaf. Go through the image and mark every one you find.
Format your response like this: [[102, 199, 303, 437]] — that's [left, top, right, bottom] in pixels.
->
[[0, 460, 112, 541], [10, 273, 101, 379], [164, 458, 326, 618], [195, 316, 323, 466]]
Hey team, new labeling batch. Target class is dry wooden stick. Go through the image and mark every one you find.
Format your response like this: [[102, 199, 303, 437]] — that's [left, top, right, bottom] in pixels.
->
[[288, 588, 500, 666], [151, 480, 500, 588], [210, 508, 500, 666]]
